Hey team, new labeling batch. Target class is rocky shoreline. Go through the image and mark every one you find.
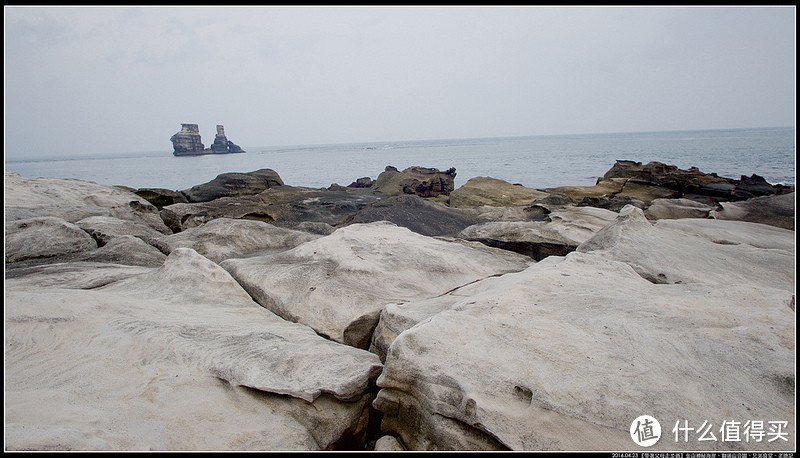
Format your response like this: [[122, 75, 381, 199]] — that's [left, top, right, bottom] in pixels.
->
[[4, 160, 795, 451]]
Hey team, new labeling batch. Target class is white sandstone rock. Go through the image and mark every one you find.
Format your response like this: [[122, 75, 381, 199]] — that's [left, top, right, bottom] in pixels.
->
[[155, 217, 320, 263], [221, 222, 532, 348], [5, 248, 383, 451], [373, 252, 795, 451], [5, 172, 170, 234], [5, 216, 98, 263], [577, 205, 794, 289]]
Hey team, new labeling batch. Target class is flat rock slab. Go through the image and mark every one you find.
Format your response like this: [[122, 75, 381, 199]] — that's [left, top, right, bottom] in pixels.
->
[[5, 248, 383, 450], [221, 222, 532, 348], [373, 252, 795, 451]]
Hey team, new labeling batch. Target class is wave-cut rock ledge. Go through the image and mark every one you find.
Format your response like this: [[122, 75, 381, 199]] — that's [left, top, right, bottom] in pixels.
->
[[3, 159, 795, 451]]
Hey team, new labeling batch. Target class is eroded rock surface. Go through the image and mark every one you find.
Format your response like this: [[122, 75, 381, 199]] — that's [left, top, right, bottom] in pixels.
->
[[154, 217, 320, 263], [5, 248, 383, 450], [221, 222, 532, 348], [373, 251, 795, 451], [5, 172, 170, 234], [371, 166, 456, 198]]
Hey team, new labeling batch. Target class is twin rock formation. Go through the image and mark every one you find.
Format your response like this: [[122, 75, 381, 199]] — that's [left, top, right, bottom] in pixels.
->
[[170, 123, 245, 156]]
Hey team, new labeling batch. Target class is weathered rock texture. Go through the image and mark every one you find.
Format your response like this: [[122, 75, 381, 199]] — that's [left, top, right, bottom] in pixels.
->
[[4, 162, 795, 452], [5, 248, 383, 450], [161, 185, 386, 233], [5, 172, 171, 235], [221, 222, 532, 349], [644, 197, 717, 220], [154, 217, 320, 264], [458, 206, 618, 260], [543, 160, 793, 207], [170, 123, 205, 155], [449, 176, 550, 208], [372, 166, 456, 198], [577, 206, 794, 289], [348, 195, 486, 237], [210, 125, 245, 154], [5, 216, 98, 264], [373, 251, 794, 451], [180, 169, 284, 203], [710, 192, 795, 230]]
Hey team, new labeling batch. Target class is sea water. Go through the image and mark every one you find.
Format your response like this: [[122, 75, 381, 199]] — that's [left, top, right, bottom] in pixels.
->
[[5, 126, 795, 192]]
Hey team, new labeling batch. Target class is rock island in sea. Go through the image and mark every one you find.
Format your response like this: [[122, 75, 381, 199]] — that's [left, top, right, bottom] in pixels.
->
[[170, 123, 245, 156], [3, 160, 795, 451]]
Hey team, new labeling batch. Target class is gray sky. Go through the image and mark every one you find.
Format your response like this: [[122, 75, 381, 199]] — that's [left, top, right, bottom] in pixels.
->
[[4, 5, 796, 159]]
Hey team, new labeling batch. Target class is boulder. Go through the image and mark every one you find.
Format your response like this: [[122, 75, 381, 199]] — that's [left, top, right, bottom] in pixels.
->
[[154, 217, 321, 263], [5, 248, 383, 450], [372, 166, 456, 198], [710, 192, 795, 230], [5, 216, 98, 264], [449, 177, 550, 208], [458, 206, 617, 260], [373, 251, 795, 450], [5, 172, 171, 234], [577, 205, 794, 289], [220, 222, 532, 349], [347, 195, 486, 237], [644, 198, 717, 220], [180, 169, 284, 203]]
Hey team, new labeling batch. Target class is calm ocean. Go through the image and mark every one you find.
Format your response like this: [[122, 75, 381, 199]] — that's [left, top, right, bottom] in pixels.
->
[[5, 126, 795, 192]]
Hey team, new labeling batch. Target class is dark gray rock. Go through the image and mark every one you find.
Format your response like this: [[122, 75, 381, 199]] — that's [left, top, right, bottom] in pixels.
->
[[132, 188, 189, 210], [578, 195, 646, 212], [180, 169, 284, 203], [348, 195, 485, 237], [162, 185, 386, 232]]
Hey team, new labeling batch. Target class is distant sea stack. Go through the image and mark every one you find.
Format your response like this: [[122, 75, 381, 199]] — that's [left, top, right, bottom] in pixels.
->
[[171, 123, 246, 156]]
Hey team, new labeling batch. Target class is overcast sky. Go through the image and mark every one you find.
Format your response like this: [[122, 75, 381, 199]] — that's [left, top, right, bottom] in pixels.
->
[[4, 5, 796, 159]]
